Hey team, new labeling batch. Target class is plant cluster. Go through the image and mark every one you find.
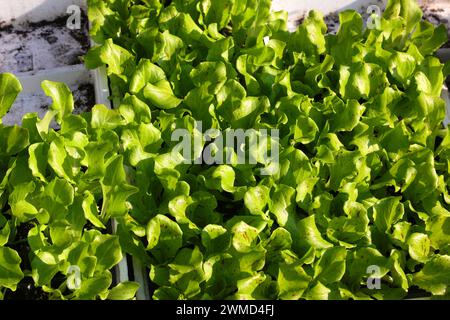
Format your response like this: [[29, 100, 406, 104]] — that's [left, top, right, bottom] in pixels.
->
[[0, 0, 449, 300]]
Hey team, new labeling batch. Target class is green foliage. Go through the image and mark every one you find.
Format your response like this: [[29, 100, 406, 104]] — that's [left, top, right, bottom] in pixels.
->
[[0, 0, 449, 300]]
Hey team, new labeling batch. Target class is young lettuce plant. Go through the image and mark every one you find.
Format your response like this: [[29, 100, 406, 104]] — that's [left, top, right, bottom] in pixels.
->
[[0, 74, 139, 300]]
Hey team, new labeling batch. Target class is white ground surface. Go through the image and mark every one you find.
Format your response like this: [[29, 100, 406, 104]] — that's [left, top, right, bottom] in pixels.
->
[[0, 23, 88, 73]]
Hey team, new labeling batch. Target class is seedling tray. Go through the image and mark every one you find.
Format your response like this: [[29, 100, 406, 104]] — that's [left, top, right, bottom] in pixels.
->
[[1, 0, 448, 301]]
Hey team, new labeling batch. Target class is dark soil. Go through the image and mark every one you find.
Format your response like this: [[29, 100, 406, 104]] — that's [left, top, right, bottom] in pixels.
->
[[73, 83, 96, 114], [8, 222, 34, 271], [404, 286, 432, 300], [14, 51, 33, 73], [51, 272, 68, 291], [4, 222, 49, 300], [3, 277, 49, 300], [324, 12, 340, 33]]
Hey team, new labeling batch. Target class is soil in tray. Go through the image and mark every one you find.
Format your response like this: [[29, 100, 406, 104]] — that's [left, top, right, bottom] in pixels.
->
[[3, 223, 49, 300], [73, 83, 96, 115], [0, 11, 90, 73], [2, 82, 96, 126], [3, 277, 49, 300]]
